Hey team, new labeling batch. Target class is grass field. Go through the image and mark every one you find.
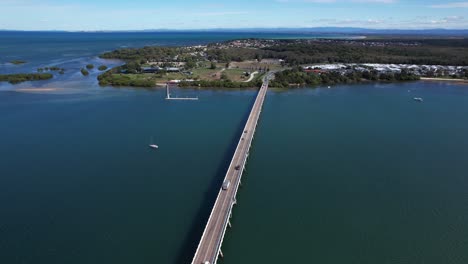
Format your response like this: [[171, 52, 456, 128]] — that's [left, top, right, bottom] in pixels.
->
[[192, 67, 220, 81], [107, 60, 278, 87], [223, 68, 249, 82]]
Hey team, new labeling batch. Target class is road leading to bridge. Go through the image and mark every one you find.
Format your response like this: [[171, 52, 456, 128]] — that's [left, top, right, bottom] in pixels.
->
[[191, 74, 272, 264]]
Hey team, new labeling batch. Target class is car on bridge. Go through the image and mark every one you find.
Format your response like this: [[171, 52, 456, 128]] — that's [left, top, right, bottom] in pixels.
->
[[222, 180, 231, 190]]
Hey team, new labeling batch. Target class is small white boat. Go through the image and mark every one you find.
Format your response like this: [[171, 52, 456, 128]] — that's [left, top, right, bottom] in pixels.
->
[[327, 86, 331, 89], [149, 137, 158, 149], [413, 97, 424, 102]]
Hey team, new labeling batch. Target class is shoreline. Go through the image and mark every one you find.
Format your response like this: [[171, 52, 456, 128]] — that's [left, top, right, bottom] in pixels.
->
[[420, 77, 468, 83]]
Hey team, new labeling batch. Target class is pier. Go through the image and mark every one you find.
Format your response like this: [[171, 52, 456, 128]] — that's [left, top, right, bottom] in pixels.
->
[[166, 83, 199, 100], [191, 74, 272, 264]]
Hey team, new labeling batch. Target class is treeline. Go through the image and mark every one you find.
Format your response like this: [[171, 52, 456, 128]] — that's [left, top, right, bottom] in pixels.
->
[[99, 47, 188, 64], [99, 39, 468, 67], [208, 39, 468, 66], [97, 68, 156, 87], [265, 43, 468, 65], [0, 73, 53, 84], [179, 79, 263, 88], [269, 67, 420, 88]]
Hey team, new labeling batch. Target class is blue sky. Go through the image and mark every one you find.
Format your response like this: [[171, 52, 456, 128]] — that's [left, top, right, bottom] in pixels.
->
[[1, 0, 467, 30]]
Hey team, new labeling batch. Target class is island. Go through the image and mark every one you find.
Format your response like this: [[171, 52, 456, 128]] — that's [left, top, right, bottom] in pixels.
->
[[0, 73, 53, 84], [98, 38, 468, 88], [9, 60, 27, 65], [81, 68, 89, 76]]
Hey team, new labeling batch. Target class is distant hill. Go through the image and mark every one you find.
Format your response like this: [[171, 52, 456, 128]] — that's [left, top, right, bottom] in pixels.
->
[[1, 27, 467, 36], [189, 27, 468, 36]]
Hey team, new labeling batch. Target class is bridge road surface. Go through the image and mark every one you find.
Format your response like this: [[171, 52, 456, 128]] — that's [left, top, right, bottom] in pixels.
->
[[191, 75, 271, 264]]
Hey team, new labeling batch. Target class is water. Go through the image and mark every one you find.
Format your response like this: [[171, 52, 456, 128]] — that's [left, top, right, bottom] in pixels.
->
[[1, 32, 468, 264], [222, 82, 468, 264], [0, 88, 256, 263]]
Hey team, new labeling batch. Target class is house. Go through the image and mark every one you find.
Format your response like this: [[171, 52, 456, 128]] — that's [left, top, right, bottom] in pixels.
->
[[142, 67, 160, 73], [165, 67, 181, 72]]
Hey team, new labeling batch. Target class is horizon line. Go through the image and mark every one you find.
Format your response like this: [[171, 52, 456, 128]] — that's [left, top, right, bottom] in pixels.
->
[[1, 27, 468, 33]]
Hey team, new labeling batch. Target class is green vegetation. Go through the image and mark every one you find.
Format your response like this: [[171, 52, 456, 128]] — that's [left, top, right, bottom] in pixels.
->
[[0, 73, 53, 84], [81, 68, 89, 76], [96, 38, 465, 88], [179, 79, 263, 89], [97, 67, 156, 87], [10, 60, 27, 65], [207, 39, 468, 66], [269, 67, 420, 88], [222, 68, 249, 82], [86, 64, 94, 70], [100, 46, 202, 63], [98, 65, 108, 71]]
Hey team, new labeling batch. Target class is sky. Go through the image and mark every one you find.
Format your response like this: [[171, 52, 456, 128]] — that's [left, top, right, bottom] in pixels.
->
[[1, 0, 467, 31]]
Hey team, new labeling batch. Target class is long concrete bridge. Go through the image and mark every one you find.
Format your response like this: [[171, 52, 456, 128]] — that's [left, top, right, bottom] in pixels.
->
[[191, 74, 272, 264]]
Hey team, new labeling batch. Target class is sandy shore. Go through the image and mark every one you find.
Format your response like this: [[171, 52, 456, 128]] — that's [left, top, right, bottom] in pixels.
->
[[420, 77, 468, 83]]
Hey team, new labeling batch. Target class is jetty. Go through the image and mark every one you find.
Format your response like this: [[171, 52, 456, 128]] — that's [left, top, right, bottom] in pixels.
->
[[166, 83, 198, 100], [191, 73, 272, 264]]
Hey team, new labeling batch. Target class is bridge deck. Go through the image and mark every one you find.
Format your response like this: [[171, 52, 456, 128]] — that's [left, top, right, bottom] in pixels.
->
[[191, 78, 270, 264]]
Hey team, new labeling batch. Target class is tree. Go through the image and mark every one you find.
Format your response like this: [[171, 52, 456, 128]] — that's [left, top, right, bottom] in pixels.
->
[[221, 72, 229, 80], [210, 62, 217, 70], [86, 64, 94, 70], [125, 62, 141, 74], [185, 61, 196, 69]]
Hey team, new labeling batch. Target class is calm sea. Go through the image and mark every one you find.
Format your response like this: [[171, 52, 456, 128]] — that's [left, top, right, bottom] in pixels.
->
[[0, 32, 467, 264]]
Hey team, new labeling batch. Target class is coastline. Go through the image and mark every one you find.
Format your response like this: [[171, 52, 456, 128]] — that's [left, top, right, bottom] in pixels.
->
[[420, 77, 468, 83]]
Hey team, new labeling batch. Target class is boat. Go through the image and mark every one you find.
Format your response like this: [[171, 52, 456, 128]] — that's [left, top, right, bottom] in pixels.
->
[[149, 137, 159, 149], [149, 144, 159, 149], [413, 97, 424, 102]]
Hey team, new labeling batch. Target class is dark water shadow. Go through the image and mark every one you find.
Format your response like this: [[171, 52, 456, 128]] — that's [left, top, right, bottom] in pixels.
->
[[174, 91, 258, 264]]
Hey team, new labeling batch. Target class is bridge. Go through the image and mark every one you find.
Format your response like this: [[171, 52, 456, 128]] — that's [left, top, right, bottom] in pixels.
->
[[191, 73, 272, 264]]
